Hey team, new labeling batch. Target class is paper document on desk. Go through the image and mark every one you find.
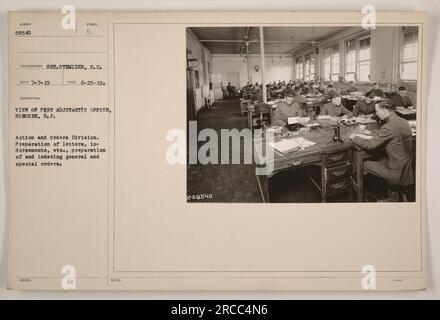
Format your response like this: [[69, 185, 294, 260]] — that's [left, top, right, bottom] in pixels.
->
[[269, 139, 301, 154], [357, 117, 376, 124], [295, 137, 316, 148], [355, 133, 373, 140], [287, 117, 301, 124], [269, 137, 316, 154]]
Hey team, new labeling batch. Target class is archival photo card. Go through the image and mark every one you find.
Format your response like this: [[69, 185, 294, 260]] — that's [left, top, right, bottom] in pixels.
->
[[186, 26, 419, 203]]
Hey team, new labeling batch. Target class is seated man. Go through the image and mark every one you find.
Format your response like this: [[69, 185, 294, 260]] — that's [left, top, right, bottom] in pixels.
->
[[341, 81, 358, 95], [390, 85, 413, 108], [386, 84, 398, 98], [272, 94, 303, 126], [320, 92, 353, 117], [293, 87, 307, 104], [325, 84, 336, 94], [353, 91, 376, 116], [254, 86, 263, 102], [347, 81, 358, 93], [350, 100, 414, 199], [367, 82, 385, 98]]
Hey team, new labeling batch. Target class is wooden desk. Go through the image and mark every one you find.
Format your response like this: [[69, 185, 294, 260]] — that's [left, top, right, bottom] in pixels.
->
[[254, 122, 381, 202]]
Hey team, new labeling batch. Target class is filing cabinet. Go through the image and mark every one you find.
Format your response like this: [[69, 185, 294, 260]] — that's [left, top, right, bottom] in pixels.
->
[[309, 149, 354, 202]]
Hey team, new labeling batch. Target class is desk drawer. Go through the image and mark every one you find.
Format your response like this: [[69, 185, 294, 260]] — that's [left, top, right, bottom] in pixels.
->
[[275, 154, 322, 171], [327, 177, 352, 195], [326, 163, 352, 181], [325, 151, 350, 167]]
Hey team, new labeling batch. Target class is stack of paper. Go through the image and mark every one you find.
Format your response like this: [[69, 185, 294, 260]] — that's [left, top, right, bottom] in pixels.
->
[[269, 139, 301, 154], [357, 117, 376, 124], [269, 137, 316, 154], [295, 137, 316, 148], [287, 117, 301, 124], [304, 123, 320, 128], [355, 133, 373, 140]]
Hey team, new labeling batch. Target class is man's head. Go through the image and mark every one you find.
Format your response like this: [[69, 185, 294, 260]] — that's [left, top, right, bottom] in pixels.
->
[[285, 94, 294, 104], [372, 82, 379, 90], [365, 91, 375, 104], [390, 84, 398, 93], [399, 85, 408, 97], [375, 100, 394, 120]]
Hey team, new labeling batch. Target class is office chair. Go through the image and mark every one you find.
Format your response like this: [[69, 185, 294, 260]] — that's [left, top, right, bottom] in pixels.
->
[[386, 137, 416, 202], [365, 137, 416, 202]]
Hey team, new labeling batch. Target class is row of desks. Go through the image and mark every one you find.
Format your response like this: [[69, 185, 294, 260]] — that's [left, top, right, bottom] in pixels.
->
[[253, 117, 416, 203], [239, 98, 416, 202], [253, 122, 378, 202]]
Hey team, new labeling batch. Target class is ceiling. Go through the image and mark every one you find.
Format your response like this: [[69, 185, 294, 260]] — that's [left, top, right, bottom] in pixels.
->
[[189, 27, 349, 55]]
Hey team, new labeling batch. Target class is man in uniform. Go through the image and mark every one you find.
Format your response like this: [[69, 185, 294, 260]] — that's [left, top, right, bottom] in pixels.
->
[[367, 82, 385, 98], [319, 92, 353, 117], [271, 94, 303, 126], [353, 91, 376, 116], [293, 87, 307, 105], [350, 100, 414, 200], [389, 85, 413, 108]]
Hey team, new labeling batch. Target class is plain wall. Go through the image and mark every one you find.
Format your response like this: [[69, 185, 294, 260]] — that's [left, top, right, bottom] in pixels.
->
[[211, 54, 294, 99]]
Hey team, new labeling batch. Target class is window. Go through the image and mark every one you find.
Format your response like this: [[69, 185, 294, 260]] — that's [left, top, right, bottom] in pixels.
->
[[310, 55, 315, 80], [201, 50, 208, 83], [331, 45, 339, 81], [304, 54, 315, 81], [323, 48, 331, 81], [358, 37, 371, 81], [323, 46, 339, 81], [304, 55, 310, 81], [194, 70, 200, 89], [295, 57, 303, 80], [400, 27, 418, 81], [345, 39, 356, 81], [343, 35, 371, 82]]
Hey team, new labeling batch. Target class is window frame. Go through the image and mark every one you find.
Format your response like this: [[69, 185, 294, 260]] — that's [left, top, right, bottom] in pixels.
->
[[303, 52, 316, 81], [322, 45, 340, 82], [344, 38, 357, 81], [330, 44, 340, 81], [342, 34, 371, 83], [323, 47, 332, 81], [357, 35, 371, 82], [295, 56, 303, 80], [400, 27, 418, 82]]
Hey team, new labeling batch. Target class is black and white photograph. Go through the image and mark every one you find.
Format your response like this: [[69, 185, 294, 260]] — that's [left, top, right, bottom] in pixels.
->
[[187, 26, 418, 203]]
